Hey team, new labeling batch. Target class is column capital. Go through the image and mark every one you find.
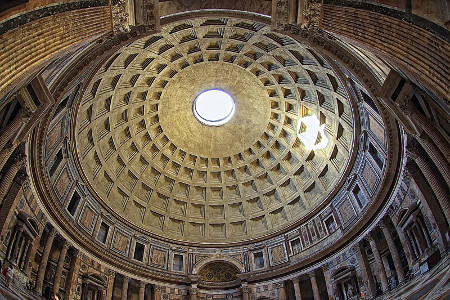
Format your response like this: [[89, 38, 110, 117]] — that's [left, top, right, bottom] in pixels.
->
[[12, 151, 26, 164], [61, 240, 70, 250], [16, 222, 25, 231], [14, 170, 28, 184], [417, 131, 432, 144], [406, 139, 422, 160], [123, 275, 130, 282], [365, 232, 376, 243], [378, 218, 388, 230], [274, 282, 284, 289], [20, 106, 32, 121], [154, 285, 162, 292], [140, 281, 146, 289], [351, 242, 361, 254], [48, 227, 57, 238], [4, 141, 14, 151], [398, 98, 414, 116], [321, 263, 331, 271], [405, 161, 420, 177], [108, 269, 116, 277], [307, 270, 317, 278], [291, 277, 301, 284]]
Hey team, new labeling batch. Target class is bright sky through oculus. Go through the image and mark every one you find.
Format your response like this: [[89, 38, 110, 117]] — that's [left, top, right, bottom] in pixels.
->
[[297, 114, 329, 150], [193, 89, 235, 126]]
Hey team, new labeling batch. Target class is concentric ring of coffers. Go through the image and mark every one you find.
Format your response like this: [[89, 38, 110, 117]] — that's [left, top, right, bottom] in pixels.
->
[[75, 17, 356, 243]]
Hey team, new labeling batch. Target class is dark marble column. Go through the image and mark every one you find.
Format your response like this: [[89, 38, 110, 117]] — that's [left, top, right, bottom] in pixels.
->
[[35, 227, 56, 294], [379, 220, 405, 283], [367, 235, 389, 292]]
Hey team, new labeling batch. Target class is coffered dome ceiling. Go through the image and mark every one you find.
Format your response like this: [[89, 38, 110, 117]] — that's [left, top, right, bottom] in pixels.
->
[[75, 17, 356, 243]]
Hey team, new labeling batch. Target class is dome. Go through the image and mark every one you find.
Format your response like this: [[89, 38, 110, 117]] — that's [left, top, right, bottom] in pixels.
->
[[74, 17, 357, 244], [0, 1, 448, 300]]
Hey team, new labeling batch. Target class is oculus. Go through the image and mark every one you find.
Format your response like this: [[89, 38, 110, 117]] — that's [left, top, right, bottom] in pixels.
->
[[297, 114, 329, 150], [193, 89, 235, 126]]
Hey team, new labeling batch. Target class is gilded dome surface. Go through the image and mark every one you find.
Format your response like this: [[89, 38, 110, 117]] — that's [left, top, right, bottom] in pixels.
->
[[75, 17, 355, 243]]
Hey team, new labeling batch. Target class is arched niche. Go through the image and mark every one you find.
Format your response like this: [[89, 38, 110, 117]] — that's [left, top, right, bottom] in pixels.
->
[[197, 261, 241, 283]]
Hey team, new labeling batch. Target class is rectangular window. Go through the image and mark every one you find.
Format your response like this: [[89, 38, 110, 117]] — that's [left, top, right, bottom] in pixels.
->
[[49, 149, 63, 177], [353, 185, 367, 208], [67, 191, 81, 216], [369, 143, 384, 169], [26, 84, 41, 106], [97, 222, 109, 244], [392, 77, 406, 101], [133, 242, 145, 261], [253, 251, 265, 269], [290, 238, 302, 255], [0, 100, 22, 129], [172, 254, 183, 272], [54, 96, 69, 117], [325, 216, 337, 233]]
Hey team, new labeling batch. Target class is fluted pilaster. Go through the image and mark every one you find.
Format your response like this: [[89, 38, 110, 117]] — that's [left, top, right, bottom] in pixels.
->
[[121, 276, 129, 300], [275, 282, 286, 300], [139, 281, 146, 300], [9, 223, 24, 262], [106, 270, 116, 300], [322, 265, 334, 300], [241, 282, 250, 300]]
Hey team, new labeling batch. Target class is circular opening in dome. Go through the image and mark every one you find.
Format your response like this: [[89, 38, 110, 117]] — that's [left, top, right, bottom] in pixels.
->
[[193, 89, 235, 126]]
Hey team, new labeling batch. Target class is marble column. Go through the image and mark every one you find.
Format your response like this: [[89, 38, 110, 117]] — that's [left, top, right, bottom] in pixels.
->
[[322, 266, 334, 300], [121, 276, 129, 300], [405, 163, 447, 253], [9, 224, 24, 262], [0, 172, 27, 244], [18, 238, 31, 269], [66, 249, 81, 300], [379, 220, 405, 283], [241, 282, 250, 300], [190, 283, 198, 300], [0, 141, 15, 174], [400, 100, 450, 162], [0, 151, 25, 204], [353, 242, 375, 297], [276, 282, 286, 300], [5, 226, 19, 260], [0, 107, 31, 151], [139, 281, 146, 300], [106, 270, 116, 300], [309, 271, 320, 300], [407, 142, 450, 223], [53, 240, 69, 296], [23, 237, 34, 272], [417, 132, 450, 187], [35, 227, 56, 294], [292, 278, 302, 300], [367, 235, 389, 292], [392, 217, 415, 269], [154, 285, 162, 300]]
